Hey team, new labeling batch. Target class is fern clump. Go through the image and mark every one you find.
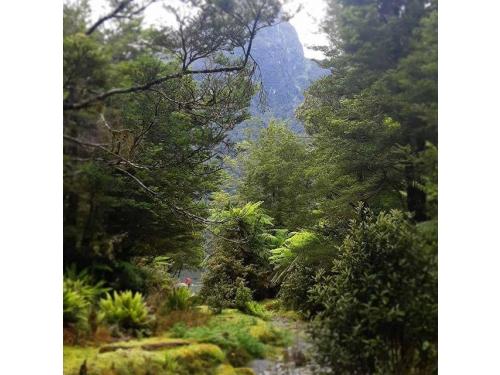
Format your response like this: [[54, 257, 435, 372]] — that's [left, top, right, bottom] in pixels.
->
[[98, 290, 154, 337], [201, 201, 275, 311], [63, 267, 108, 331], [63, 287, 89, 328], [164, 285, 193, 312]]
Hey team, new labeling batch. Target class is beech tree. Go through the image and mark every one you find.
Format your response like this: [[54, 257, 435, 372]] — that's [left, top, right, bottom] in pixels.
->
[[63, 0, 282, 285]]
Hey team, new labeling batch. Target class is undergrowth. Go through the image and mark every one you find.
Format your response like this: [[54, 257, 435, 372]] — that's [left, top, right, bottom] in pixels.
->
[[169, 308, 290, 366]]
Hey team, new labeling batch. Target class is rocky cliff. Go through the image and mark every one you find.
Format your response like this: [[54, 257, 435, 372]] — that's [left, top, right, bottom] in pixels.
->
[[232, 22, 329, 140]]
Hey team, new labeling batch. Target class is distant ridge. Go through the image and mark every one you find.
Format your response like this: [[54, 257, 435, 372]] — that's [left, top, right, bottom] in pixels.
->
[[232, 21, 329, 140]]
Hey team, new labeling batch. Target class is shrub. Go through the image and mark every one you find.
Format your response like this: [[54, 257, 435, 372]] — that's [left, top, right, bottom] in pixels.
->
[[269, 230, 334, 316], [201, 202, 276, 311], [98, 290, 154, 337], [63, 267, 108, 332], [136, 256, 175, 311], [234, 279, 253, 311], [277, 262, 319, 316], [164, 285, 193, 312], [269, 230, 327, 284], [309, 206, 437, 374], [63, 287, 89, 328]]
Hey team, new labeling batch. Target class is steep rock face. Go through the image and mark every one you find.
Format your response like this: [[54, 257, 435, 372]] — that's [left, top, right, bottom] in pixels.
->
[[232, 22, 329, 140]]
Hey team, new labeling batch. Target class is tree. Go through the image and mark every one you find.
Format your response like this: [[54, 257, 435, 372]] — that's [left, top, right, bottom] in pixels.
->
[[200, 201, 275, 310], [297, 0, 437, 224], [63, 0, 282, 284], [237, 121, 314, 230], [269, 230, 334, 314]]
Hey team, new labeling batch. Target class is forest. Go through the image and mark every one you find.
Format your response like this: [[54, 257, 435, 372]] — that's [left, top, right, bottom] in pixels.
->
[[63, 0, 438, 374]]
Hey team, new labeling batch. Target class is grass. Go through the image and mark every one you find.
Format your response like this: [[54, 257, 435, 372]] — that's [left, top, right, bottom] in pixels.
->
[[155, 307, 211, 333], [260, 298, 303, 320]]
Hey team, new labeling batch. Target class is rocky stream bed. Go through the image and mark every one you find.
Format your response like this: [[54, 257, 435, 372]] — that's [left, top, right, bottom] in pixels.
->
[[249, 317, 332, 375]]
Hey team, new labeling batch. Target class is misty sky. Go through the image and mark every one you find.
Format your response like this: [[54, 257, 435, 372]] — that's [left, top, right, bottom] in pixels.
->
[[88, 0, 329, 59]]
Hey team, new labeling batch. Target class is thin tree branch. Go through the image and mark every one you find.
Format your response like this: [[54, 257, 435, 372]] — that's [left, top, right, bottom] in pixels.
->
[[63, 134, 148, 170], [85, 0, 157, 35], [86, 0, 134, 35], [64, 65, 250, 111]]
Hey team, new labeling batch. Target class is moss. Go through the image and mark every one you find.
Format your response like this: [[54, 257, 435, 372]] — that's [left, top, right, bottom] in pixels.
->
[[102, 336, 191, 349], [64, 346, 99, 374], [64, 305, 290, 375], [215, 364, 238, 375], [87, 348, 166, 375], [249, 320, 291, 346], [214, 364, 256, 375], [249, 321, 273, 341], [167, 308, 291, 366], [64, 340, 223, 375], [260, 299, 302, 321], [167, 343, 225, 362], [166, 344, 225, 374], [235, 368, 256, 375]]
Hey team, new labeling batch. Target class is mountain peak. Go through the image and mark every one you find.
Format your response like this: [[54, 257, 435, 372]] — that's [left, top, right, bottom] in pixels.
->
[[232, 22, 329, 140]]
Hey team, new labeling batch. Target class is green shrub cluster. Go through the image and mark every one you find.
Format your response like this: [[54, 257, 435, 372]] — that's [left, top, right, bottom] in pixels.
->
[[63, 286, 90, 328], [308, 207, 437, 374], [98, 290, 154, 337], [63, 268, 108, 332], [171, 321, 264, 366], [164, 285, 193, 312], [201, 202, 276, 312], [277, 262, 318, 316]]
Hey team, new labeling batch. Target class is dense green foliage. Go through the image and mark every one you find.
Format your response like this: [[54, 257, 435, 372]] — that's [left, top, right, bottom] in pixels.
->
[[98, 290, 154, 337], [63, 268, 108, 331], [237, 122, 314, 229], [298, 0, 438, 225], [200, 201, 276, 310], [309, 206, 437, 373], [63, 0, 437, 373], [63, 0, 281, 288], [164, 286, 194, 312], [211, 0, 438, 372]]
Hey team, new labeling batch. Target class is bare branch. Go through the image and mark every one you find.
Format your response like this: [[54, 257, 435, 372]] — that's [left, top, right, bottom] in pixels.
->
[[64, 65, 251, 110], [63, 134, 148, 170], [85, 0, 157, 35], [86, 0, 134, 35]]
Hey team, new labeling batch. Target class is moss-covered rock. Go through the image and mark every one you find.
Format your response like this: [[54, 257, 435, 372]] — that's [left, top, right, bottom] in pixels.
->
[[235, 368, 256, 375], [215, 364, 257, 375], [64, 341, 224, 375], [64, 306, 291, 375], [165, 344, 225, 374], [215, 364, 238, 375]]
